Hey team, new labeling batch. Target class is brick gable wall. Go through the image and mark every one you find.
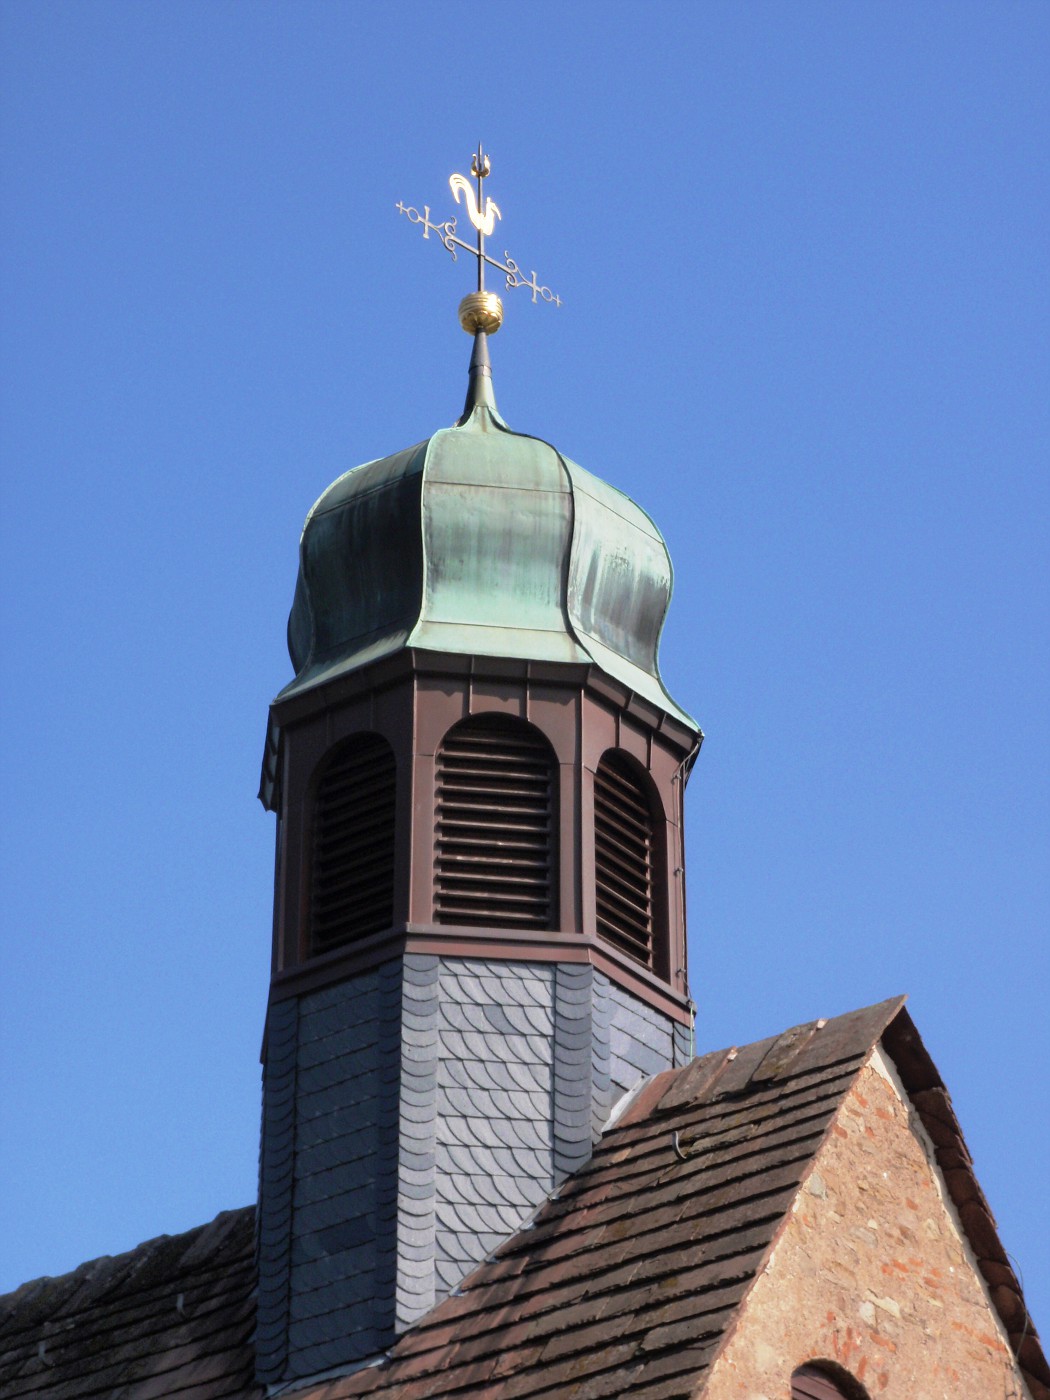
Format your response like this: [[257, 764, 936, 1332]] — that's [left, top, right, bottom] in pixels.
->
[[700, 1052, 1030, 1400]]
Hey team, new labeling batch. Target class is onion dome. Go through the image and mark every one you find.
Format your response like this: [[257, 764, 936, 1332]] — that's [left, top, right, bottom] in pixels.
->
[[280, 334, 692, 728]]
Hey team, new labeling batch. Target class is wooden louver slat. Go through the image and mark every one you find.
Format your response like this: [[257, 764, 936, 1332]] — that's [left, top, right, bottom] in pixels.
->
[[310, 735, 396, 955], [791, 1367, 865, 1400], [594, 752, 655, 968], [435, 718, 554, 929]]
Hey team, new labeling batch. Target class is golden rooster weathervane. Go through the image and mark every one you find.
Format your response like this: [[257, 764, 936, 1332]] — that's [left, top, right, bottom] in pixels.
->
[[397, 143, 562, 336]]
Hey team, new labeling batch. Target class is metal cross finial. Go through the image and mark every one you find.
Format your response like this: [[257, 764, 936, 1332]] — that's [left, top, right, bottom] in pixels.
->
[[397, 146, 562, 335]]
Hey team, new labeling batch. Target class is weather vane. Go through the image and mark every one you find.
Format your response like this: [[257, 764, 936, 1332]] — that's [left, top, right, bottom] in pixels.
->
[[397, 144, 561, 336]]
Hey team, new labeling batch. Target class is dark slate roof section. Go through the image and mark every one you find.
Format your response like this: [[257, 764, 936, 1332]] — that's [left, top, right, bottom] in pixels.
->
[[0, 1207, 262, 1400], [293, 997, 902, 1400]]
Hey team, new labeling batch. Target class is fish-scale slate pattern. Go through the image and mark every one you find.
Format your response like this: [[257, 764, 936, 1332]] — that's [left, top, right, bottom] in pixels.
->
[[434, 960, 557, 1297], [395, 955, 442, 1330], [257, 962, 404, 1383], [427, 959, 688, 1305], [553, 963, 599, 1177], [290, 1000, 912, 1400], [0, 1208, 259, 1400]]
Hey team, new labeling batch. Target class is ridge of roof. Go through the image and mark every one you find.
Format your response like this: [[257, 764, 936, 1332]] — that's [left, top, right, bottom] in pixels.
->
[[631, 993, 908, 1126]]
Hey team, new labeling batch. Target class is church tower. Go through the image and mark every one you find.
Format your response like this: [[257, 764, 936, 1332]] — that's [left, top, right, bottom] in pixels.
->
[[254, 151, 702, 1387]]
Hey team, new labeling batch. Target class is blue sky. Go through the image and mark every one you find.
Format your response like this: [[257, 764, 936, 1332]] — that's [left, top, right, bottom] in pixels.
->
[[2, 0, 1047, 1332]]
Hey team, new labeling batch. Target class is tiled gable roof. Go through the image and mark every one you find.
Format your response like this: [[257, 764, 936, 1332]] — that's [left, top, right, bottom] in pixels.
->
[[0, 1208, 261, 1400], [296, 995, 1047, 1400], [303, 997, 908, 1400], [2, 997, 1045, 1400]]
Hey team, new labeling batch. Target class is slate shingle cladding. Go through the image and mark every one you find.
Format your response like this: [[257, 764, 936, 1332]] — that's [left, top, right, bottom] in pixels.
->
[[257, 964, 404, 1382], [433, 959, 556, 1298], [255, 954, 686, 1384]]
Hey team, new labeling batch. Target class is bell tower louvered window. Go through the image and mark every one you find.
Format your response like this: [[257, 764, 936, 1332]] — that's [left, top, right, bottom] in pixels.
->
[[434, 715, 555, 929], [594, 751, 660, 970], [309, 733, 396, 956]]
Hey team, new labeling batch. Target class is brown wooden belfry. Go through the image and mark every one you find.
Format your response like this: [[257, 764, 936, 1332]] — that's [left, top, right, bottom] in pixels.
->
[[266, 646, 695, 1021]]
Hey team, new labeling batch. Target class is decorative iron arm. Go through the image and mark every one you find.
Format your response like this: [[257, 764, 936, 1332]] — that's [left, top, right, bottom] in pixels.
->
[[396, 201, 562, 308], [396, 145, 562, 313]]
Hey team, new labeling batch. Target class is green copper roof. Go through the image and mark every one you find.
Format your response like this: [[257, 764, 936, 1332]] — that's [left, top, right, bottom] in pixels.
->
[[281, 378, 693, 729]]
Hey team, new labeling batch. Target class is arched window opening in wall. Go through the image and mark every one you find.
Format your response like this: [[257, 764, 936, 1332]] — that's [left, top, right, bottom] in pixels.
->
[[792, 1362, 872, 1400], [309, 733, 396, 956], [435, 714, 556, 930], [594, 750, 665, 972]]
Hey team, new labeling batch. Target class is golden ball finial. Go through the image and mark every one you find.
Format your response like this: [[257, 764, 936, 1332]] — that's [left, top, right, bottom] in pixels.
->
[[458, 290, 503, 335]]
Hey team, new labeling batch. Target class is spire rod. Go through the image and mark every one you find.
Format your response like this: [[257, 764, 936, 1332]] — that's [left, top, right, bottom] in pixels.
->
[[471, 141, 489, 295], [459, 330, 498, 421]]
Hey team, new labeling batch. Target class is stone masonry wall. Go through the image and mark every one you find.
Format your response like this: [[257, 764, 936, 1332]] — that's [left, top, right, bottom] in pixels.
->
[[700, 1051, 1029, 1400]]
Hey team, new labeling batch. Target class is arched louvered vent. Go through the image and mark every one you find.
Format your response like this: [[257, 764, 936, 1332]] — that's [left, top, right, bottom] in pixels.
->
[[594, 751, 657, 969], [792, 1365, 871, 1400], [435, 716, 555, 929], [310, 734, 396, 956]]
